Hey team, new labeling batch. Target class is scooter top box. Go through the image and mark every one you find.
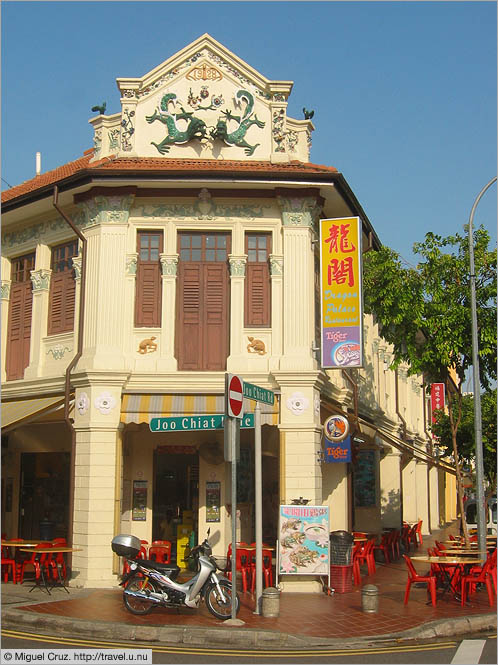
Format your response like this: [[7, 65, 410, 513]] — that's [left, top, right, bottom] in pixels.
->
[[111, 534, 141, 558]]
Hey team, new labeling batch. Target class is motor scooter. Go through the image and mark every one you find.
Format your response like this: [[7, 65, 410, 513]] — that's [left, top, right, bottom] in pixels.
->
[[111, 530, 240, 620]]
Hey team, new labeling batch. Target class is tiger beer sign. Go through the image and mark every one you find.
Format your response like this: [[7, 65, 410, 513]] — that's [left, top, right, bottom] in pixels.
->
[[319, 217, 363, 368]]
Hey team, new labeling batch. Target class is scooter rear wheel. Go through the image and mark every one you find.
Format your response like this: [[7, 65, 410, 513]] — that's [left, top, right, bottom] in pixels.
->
[[123, 577, 158, 615], [205, 579, 240, 620]]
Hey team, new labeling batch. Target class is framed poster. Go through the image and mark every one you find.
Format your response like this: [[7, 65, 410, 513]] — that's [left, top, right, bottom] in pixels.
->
[[278, 505, 329, 576], [206, 482, 221, 522], [132, 480, 147, 521]]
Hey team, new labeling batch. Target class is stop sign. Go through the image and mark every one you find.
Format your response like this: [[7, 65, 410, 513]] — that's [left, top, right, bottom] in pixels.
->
[[226, 374, 244, 419]]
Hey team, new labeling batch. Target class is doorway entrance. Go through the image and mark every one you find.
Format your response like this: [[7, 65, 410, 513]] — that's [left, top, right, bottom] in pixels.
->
[[19, 452, 70, 540], [176, 232, 230, 370], [153, 447, 199, 559]]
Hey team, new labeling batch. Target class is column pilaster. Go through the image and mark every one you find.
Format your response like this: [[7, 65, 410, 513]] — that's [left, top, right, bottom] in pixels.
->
[[71, 378, 126, 587], [24, 268, 52, 379], [158, 253, 179, 370], [379, 445, 402, 528], [277, 192, 322, 370], [227, 255, 247, 369], [269, 254, 283, 370]]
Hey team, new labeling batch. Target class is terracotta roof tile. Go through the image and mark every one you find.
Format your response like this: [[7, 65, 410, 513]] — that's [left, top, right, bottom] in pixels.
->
[[1, 152, 338, 205]]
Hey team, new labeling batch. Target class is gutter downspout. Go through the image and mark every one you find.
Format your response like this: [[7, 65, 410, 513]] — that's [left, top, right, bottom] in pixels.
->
[[422, 377, 433, 534], [53, 186, 87, 550], [342, 369, 358, 532], [395, 369, 407, 524]]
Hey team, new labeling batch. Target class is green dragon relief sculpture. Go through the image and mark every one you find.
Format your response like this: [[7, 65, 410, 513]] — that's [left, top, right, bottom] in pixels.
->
[[211, 89, 265, 156], [146, 89, 265, 156], [146, 93, 207, 154]]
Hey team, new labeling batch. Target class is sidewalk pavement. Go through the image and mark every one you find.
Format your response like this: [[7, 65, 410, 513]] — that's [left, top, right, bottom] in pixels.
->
[[1, 522, 496, 649]]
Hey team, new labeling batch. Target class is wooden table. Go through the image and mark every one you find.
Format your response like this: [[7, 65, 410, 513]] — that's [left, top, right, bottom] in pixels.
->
[[2, 540, 43, 548], [20, 547, 81, 594], [441, 549, 487, 555], [411, 555, 484, 602]]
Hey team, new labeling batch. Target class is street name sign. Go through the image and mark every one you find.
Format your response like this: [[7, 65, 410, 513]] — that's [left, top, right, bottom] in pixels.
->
[[243, 381, 274, 405], [150, 413, 254, 432]]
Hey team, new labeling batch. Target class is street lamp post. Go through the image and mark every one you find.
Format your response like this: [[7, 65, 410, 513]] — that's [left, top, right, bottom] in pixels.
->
[[468, 176, 496, 556]]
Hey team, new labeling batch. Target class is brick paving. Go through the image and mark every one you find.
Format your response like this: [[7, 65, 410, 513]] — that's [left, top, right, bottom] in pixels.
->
[[3, 522, 496, 640]]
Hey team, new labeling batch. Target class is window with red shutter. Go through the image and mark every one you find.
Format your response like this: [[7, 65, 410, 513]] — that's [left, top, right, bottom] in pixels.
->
[[245, 233, 271, 327], [176, 233, 229, 370], [135, 231, 163, 327], [6, 253, 35, 380], [48, 241, 77, 335]]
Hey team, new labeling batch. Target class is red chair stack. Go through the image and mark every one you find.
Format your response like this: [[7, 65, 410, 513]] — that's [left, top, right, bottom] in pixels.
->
[[355, 538, 376, 575], [373, 533, 391, 564], [225, 543, 251, 592]]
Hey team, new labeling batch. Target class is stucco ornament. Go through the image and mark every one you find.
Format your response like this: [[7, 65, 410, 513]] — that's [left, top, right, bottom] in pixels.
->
[[77, 392, 90, 415], [286, 392, 309, 416], [94, 391, 117, 415]]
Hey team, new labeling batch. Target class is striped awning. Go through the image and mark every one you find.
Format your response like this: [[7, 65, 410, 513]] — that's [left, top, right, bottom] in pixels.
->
[[1, 395, 66, 431], [120, 393, 279, 426]]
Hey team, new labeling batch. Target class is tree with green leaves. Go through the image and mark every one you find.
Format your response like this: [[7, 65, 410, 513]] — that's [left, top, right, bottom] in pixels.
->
[[432, 389, 497, 493], [363, 228, 496, 543]]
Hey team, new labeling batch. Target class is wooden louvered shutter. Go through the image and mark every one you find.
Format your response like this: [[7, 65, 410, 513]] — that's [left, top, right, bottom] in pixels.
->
[[6, 253, 34, 380], [204, 264, 228, 370], [177, 264, 202, 370], [245, 234, 271, 327], [135, 232, 163, 327], [48, 241, 77, 335]]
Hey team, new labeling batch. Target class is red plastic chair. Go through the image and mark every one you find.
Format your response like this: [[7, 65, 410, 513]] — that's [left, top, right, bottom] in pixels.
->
[[466, 549, 497, 594], [460, 554, 495, 607], [250, 548, 274, 591], [226, 544, 252, 592], [401, 524, 412, 552], [373, 533, 391, 564], [148, 544, 172, 564], [351, 541, 363, 585], [403, 555, 437, 607], [355, 538, 376, 575], [1, 546, 17, 583], [51, 538, 68, 580], [19, 543, 51, 585]]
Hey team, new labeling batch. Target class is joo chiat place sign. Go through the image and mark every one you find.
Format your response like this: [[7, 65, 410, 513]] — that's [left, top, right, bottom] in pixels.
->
[[150, 414, 254, 431], [319, 217, 363, 368]]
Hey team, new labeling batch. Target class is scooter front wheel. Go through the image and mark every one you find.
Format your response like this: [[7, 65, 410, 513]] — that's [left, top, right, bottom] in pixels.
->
[[123, 577, 158, 615], [205, 579, 240, 620]]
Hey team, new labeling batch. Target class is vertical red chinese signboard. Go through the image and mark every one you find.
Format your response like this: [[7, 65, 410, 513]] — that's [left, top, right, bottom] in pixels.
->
[[430, 382, 445, 427], [319, 217, 363, 368]]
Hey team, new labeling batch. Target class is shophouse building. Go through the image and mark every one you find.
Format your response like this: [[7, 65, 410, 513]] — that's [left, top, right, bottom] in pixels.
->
[[1, 35, 457, 590]]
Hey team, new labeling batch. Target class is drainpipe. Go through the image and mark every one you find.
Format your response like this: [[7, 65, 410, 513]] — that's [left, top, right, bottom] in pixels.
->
[[53, 186, 87, 549], [394, 369, 407, 441], [341, 369, 358, 532], [422, 377, 433, 534], [395, 369, 408, 524]]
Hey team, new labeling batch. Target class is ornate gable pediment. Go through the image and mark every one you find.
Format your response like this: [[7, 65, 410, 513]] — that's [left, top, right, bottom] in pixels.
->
[[89, 34, 313, 164]]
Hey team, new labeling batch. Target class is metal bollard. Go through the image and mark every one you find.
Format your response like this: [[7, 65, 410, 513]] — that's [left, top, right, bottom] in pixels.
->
[[261, 586, 280, 617], [361, 584, 379, 613]]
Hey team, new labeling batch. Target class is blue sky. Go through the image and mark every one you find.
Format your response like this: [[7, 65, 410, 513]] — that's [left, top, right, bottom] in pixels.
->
[[2, 1, 496, 261]]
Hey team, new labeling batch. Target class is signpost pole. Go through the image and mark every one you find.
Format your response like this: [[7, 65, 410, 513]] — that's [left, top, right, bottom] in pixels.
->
[[230, 415, 237, 620], [254, 402, 262, 614]]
